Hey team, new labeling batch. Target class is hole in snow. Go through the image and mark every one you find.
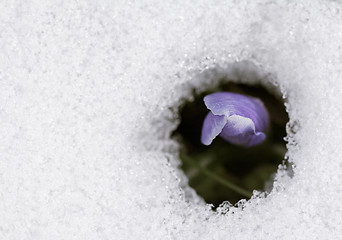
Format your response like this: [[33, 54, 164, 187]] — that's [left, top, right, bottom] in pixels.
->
[[174, 61, 291, 208]]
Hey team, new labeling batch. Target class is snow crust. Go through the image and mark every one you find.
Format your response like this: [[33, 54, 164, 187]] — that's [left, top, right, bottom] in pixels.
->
[[1, 0, 342, 239]]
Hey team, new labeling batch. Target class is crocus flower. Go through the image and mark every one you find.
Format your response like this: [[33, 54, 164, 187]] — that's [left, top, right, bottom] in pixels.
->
[[201, 92, 269, 147]]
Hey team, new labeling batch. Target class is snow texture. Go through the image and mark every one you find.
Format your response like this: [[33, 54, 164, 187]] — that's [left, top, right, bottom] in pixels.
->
[[0, 0, 342, 239]]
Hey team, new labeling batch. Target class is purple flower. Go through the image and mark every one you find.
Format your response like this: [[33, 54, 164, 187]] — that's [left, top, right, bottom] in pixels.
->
[[201, 92, 269, 147]]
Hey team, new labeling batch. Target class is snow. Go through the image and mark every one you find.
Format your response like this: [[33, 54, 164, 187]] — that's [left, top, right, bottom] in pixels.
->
[[1, 0, 342, 239]]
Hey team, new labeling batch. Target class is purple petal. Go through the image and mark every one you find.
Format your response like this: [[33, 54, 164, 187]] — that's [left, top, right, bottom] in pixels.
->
[[219, 115, 266, 147], [201, 112, 228, 145], [204, 92, 269, 133]]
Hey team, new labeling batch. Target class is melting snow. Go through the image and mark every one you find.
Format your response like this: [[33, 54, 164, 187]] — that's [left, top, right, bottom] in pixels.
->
[[0, 0, 342, 239]]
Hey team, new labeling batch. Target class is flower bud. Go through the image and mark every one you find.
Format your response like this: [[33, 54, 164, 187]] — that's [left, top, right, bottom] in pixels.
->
[[201, 92, 269, 147]]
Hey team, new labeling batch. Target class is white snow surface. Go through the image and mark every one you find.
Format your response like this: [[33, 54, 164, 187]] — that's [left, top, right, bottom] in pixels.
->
[[1, 0, 342, 239]]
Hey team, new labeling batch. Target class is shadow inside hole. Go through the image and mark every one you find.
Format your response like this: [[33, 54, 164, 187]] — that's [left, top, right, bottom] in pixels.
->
[[174, 82, 289, 207]]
